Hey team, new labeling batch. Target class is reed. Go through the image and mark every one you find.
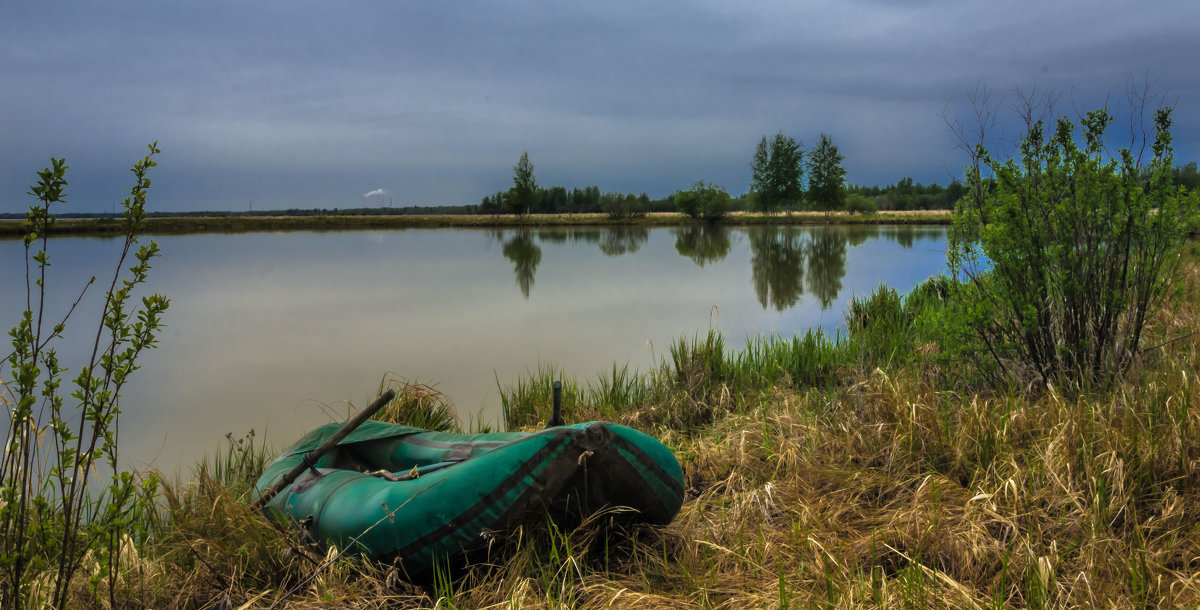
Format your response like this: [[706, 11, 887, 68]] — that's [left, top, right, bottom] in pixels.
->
[[498, 365, 585, 430], [590, 364, 649, 419], [735, 330, 843, 389], [197, 430, 272, 490]]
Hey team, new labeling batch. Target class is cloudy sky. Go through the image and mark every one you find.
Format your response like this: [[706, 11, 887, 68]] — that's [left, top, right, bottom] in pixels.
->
[[2, 1, 1198, 214]]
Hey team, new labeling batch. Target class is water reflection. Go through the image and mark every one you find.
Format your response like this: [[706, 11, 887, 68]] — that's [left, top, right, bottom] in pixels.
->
[[494, 225, 942, 308], [501, 230, 542, 298], [597, 227, 649, 257], [497, 227, 649, 298], [744, 226, 853, 311], [673, 225, 733, 267], [889, 226, 944, 249], [846, 224, 878, 247], [748, 227, 807, 312], [1, 226, 951, 473], [806, 229, 847, 309]]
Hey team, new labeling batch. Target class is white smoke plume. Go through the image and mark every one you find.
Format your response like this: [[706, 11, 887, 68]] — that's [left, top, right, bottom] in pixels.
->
[[363, 188, 387, 199]]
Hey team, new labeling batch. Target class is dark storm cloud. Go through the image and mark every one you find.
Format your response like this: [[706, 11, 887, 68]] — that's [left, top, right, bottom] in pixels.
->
[[2, 0, 1198, 213]]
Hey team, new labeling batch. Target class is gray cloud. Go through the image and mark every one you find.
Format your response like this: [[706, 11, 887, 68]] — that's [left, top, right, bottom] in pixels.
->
[[2, 0, 1198, 213]]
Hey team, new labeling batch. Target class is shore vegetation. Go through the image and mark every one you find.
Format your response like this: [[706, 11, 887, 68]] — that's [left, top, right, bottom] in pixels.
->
[[120, 252, 1200, 608], [4, 94, 1200, 608]]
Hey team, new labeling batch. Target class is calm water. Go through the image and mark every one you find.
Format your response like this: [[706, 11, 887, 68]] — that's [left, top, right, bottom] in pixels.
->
[[1, 225, 947, 474]]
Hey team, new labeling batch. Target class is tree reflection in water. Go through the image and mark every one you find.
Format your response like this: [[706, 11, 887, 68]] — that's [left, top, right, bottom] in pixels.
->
[[499, 227, 646, 298], [747, 226, 850, 312], [886, 226, 944, 249], [846, 224, 877, 247], [495, 225, 855, 306], [597, 227, 649, 257], [501, 230, 542, 299], [673, 225, 732, 267], [749, 226, 806, 312], [806, 228, 847, 310]]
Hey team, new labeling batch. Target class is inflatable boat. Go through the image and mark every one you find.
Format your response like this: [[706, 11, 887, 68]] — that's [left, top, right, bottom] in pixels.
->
[[254, 419, 684, 576]]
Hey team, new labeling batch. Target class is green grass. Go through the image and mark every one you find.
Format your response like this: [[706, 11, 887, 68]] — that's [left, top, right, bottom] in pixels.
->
[[370, 376, 462, 432]]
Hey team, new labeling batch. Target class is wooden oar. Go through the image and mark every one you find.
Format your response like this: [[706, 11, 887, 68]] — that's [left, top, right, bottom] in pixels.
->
[[252, 389, 396, 510]]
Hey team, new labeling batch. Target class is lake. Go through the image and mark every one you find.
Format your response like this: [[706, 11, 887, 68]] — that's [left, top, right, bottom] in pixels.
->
[[1, 224, 948, 475]]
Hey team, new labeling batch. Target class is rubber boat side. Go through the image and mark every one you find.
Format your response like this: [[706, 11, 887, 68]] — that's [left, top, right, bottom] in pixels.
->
[[254, 420, 684, 576]]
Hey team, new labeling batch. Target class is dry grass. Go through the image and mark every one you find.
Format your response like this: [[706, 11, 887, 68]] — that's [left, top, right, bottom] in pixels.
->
[[101, 253, 1200, 608]]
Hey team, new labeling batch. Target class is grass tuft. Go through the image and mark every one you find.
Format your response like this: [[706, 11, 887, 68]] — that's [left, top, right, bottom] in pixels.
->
[[371, 375, 462, 432]]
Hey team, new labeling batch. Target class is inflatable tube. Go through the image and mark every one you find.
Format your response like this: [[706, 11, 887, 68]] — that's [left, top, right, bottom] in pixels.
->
[[254, 420, 684, 576]]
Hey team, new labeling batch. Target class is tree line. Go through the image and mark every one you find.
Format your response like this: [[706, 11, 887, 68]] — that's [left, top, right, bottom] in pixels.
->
[[478, 134, 855, 219], [477, 152, 676, 217], [478, 140, 1199, 221]]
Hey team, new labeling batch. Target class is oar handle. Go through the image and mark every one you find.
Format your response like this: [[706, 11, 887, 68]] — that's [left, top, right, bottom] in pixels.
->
[[252, 389, 396, 510], [546, 380, 565, 428]]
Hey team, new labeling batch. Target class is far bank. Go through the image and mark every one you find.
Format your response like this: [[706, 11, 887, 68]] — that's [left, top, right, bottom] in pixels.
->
[[0, 210, 950, 237]]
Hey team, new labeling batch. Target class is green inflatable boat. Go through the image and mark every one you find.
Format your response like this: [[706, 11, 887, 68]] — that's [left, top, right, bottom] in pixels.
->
[[254, 419, 684, 576]]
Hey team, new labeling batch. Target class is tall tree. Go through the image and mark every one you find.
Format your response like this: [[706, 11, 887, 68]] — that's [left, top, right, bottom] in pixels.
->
[[807, 133, 846, 214], [749, 133, 804, 214], [750, 136, 770, 208], [508, 151, 539, 216]]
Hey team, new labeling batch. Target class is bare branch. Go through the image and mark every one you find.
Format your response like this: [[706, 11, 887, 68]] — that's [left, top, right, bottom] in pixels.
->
[[1126, 70, 1168, 168]]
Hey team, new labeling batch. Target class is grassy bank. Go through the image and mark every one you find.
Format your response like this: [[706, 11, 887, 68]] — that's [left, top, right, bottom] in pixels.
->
[[90, 249, 1200, 608], [0, 209, 950, 237]]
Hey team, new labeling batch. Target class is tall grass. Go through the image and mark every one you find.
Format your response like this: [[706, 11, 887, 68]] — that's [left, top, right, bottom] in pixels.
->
[[499, 365, 586, 430], [497, 280, 941, 436], [371, 376, 461, 432], [98, 253, 1200, 607]]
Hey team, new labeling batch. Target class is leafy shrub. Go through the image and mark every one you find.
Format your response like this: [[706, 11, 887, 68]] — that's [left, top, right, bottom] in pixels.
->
[[950, 105, 1199, 390], [598, 192, 646, 220], [2, 145, 169, 608], [673, 180, 731, 221], [845, 193, 878, 215]]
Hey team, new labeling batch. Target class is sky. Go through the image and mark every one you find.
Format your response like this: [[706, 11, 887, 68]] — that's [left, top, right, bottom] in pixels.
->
[[3, 1, 1199, 214]]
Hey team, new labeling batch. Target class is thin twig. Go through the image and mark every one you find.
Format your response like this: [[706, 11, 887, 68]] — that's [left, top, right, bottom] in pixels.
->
[[1140, 329, 1199, 354]]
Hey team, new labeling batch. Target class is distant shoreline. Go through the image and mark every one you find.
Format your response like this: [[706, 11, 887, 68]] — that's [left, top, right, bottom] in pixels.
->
[[0, 210, 951, 237]]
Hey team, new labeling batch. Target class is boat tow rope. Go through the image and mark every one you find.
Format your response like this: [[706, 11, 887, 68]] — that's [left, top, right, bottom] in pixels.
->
[[252, 389, 397, 511]]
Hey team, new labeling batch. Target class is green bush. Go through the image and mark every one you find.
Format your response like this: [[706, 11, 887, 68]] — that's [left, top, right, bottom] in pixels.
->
[[845, 193, 877, 215], [949, 106, 1199, 390], [598, 192, 646, 220], [673, 180, 731, 221], [2, 145, 168, 608]]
